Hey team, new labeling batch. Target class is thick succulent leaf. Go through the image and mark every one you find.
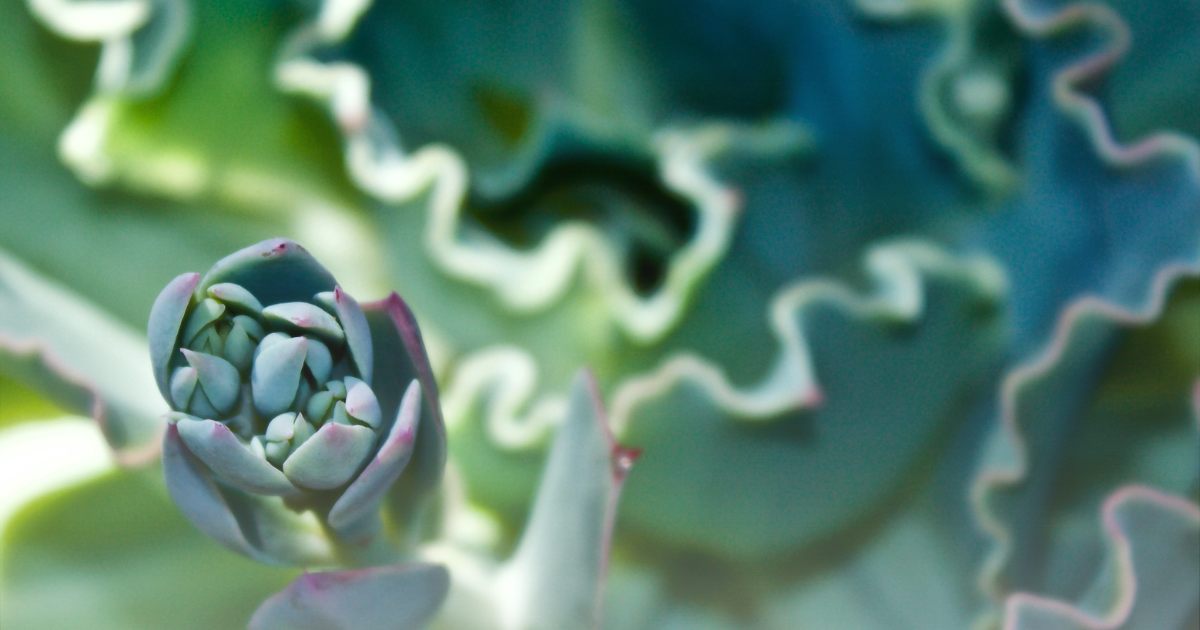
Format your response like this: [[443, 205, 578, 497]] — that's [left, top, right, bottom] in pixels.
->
[[0, 247, 166, 464], [249, 563, 449, 630], [328, 379, 421, 537], [148, 272, 200, 398], [971, 267, 1200, 622], [175, 417, 298, 496], [199, 238, 337, 309], [163, 422, 336, 566], [2, 462, 301, 630], [1001, 486, 1200, 630], [335, 287, 374, 385], [492, 371, 638, 630], [181, 349, 241, 414], [360, 293, 447, 543], [282, 422, 376, 490], [251, 335, 309, 418]]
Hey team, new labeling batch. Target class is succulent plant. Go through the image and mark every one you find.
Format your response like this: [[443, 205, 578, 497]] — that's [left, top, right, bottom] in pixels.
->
[[149, 237, 446, 566]]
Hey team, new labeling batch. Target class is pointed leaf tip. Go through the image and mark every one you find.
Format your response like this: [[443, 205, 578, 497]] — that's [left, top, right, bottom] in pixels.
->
[[334, 287, 373, 385], [329, 380, 422, 532], [175, 417, 297, 496], [283, 423, 375, 490], [149, 272, 200, 399], [264, 302, 346, 343], [181, 349, 241, 415], [343, 376, 382, 429], [252, 336, 308, 418]]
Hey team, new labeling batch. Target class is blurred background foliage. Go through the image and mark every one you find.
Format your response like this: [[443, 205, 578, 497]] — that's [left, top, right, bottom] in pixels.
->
[[0, 0, 1197, 628]]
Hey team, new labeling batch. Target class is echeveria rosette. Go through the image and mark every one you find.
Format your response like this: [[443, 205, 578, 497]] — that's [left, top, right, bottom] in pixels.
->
[[149, 238, 446, 567]]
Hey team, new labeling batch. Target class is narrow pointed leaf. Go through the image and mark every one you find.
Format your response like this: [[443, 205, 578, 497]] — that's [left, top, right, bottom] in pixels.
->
[[180, 298, 225, 347], [334, 287, 373, 385], [329, 380, 421, 532], [181, 349, 241, 415], [0, 248, 165, 463], [148, 272, 200, 399], [175, 417, 297, 496], [495, 371, 638, 630], [162, 422, 259, 559]]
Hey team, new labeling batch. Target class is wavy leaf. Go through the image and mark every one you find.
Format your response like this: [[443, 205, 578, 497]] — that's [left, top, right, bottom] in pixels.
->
[[971, 267, 1200, 625]]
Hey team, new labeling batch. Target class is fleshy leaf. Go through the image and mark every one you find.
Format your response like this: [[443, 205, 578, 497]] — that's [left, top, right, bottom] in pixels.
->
[[282, 423, 376, 490], [263, 302, 346, 344], [208, 282, 265, 316], [343, 376, 381, 429], [361, 293, 446, 540], [163, 422, 336, 566], [175, 418, 297, 496], [328, 379, 421, 536], [334, 286, 373, 386], [251, 336, 308, 419], [198, 239, 337, 309], [249, 564, 449, 630], [148, 271, 200, 399], [492, 371, 638, 630], [180, 349, 241, 415]]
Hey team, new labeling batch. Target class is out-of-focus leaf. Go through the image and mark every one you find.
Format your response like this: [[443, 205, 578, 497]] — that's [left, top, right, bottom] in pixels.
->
[[0, 376, 64, 429], [0, 248, 164, 462], [429, 371, 636, 630], [1002, 486, 1200, 630], [1, 466, 300, 630], [249, 564, 450, 630], [972, 268, 1200, 626]]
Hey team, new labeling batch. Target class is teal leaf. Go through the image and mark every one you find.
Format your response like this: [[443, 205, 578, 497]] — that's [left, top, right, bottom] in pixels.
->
[[1002, 486, 1200, 630], [282, 423, 376, 490], [493, 371, 638, 630], [328, 380, 421, 537], [251, 336, 308, 419], [334, 286, 374, 386], [175, 417, 297, 496], [972, 268, 1200, 623], [163, 422, 335, 566], [148, 271, 201, 399], [344, 376, 382, 429], [306, 337, 334, 385], [208, 282, 265, 316], [263, 302, 346, 344], [249, 564, 450, 630], [361, 293, 446, 541], [180, 349, 241, 415], [197, 239, 337, 308]]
